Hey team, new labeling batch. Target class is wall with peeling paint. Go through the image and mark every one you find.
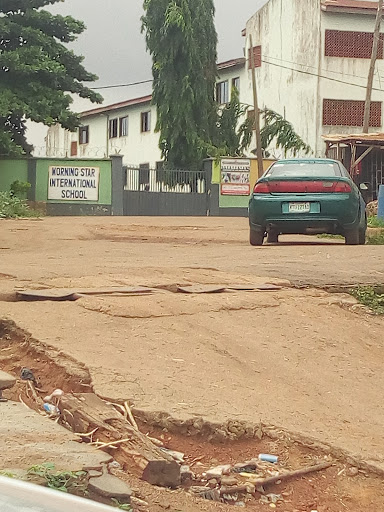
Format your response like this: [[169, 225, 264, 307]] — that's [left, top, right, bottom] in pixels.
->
[[244, 0, 384, 158]]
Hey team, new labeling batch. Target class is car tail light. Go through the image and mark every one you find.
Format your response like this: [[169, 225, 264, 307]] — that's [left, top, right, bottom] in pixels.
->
[[263, 181, 352, 193], [253, 182, 270, 193], [333, 182, 352, 193]]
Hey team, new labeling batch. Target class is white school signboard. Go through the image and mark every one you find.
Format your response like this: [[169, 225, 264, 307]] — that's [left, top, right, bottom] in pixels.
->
[[48, 166, 100, 201]]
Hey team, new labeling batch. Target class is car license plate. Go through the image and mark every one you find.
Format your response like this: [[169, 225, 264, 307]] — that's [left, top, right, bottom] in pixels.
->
[[288, 202, 310, 213]]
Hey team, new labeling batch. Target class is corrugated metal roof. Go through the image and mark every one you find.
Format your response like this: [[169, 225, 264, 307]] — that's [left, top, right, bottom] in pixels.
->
[[81, 95, 152, 118], [217, 58, 245, 70], [323, 132, 384, 144], [321, 0, 379, 13]]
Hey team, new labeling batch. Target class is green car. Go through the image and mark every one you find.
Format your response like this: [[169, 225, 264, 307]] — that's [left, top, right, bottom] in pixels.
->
[[248, 159, 367, 246]]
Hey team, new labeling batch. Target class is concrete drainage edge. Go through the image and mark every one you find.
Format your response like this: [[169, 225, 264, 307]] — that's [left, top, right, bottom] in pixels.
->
[[127, 408, 384, 478]]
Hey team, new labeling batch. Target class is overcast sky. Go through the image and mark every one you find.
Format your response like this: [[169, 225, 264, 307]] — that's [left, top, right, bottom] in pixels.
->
[[30, 0, 267, 146]]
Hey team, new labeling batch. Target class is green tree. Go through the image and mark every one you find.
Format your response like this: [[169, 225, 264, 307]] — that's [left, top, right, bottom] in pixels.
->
[[142, 0, 218, 170], [214, 87, 253, 157], [260, 108, 311, 157], [0, 0, 102, 156]]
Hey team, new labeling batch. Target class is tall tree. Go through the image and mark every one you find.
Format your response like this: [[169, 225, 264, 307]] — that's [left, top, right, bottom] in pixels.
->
[[0, 0, 102, 156], [142, 0, 217, 170], [260, 109, 311, 157], [214, 87, 253, 157]]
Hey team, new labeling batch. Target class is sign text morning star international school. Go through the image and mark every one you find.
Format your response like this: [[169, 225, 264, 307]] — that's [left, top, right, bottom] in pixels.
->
[[48, 166, 100, 201]]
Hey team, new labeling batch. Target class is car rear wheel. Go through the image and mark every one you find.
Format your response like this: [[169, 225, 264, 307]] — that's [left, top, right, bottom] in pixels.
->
[[345, 229, 359, 245], [359, 227, 366, 245], [250, 230, 264, 246], [267, 231, 279, 243]]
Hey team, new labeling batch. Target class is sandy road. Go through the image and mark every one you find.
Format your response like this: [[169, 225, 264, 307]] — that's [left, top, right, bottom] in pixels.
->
[[0, 217, 383, 471]]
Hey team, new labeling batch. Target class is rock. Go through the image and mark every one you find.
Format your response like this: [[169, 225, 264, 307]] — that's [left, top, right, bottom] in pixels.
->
[[142, 460, 181, 488], [0, 371, 16, 390], [347, 467, 359, 477], [180, 465, 193, 484], [160, 448, 185, 463], [130, 497, 149, 508], [88, 474, 132, 502], [233, 462, 258, 474], [221, 476, 239, 486], [87, 470, 102, 478], [206, 464, 232, 479], [207, 478, 218, 488]]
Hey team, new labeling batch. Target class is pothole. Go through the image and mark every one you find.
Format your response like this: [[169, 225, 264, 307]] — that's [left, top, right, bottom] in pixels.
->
[[1, 319, 384, 512]]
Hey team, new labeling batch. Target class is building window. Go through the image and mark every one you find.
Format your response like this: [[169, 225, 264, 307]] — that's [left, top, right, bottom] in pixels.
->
[[325, 30, 384, 59], [216, 80, 229, 104], [79, 126, 89, 145], [232, 77, 240, 93], [323, 99, 382, 127], [119, 116, 128, 137], [109, 118, 118, 139], [141, 111, 151, 133], [248, 46, 262, 69]]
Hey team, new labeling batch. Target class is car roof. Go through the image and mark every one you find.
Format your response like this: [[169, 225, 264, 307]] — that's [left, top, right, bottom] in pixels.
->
[[275, 158, 340, 165]]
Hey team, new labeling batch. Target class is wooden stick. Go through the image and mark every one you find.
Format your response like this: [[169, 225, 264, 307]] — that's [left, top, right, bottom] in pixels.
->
[[27, 381, 43, 405], [110, 401, 128, 421], [124, 401, 139, 430], [74, 427, 99, 439], [91, 438, 131, 450], [19, 394, 30, 409], [254, 461, 332, 488]]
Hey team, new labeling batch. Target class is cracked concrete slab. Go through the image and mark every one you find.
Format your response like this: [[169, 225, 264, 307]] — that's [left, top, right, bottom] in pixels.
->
[[0, 401, 112, 471]]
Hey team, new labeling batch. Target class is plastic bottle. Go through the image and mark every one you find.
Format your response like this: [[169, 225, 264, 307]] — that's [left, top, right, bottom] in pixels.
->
[[258, 454, 278, 463]]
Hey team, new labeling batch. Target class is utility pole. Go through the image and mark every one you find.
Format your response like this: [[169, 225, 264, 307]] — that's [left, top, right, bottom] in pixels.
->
[[249, 34, 264, 178], [363, 0, 383, 133]]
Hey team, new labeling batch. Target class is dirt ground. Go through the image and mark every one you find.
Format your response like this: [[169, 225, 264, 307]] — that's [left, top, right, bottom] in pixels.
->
[[0, 217, 384, 510]]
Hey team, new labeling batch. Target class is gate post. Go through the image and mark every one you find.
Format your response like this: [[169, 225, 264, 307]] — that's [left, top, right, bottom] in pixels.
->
[[110, 155, 124, 216]]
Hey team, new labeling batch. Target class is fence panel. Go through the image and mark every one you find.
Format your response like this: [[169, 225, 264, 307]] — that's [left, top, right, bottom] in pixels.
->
[[123, 167, 208, 216]]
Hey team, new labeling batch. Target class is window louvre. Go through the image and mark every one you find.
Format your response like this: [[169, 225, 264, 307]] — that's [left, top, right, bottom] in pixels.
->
[[325, 30, 384, 59], [216, 80, 229, 104], [141, 111, 151, 133], [248, 46, 261, 69], [232, 77, 240, 94], [323, 99, 382, 127], [79, 126, 89, 145], [119, 116, 128, 137], [109, 118, 118, 139]]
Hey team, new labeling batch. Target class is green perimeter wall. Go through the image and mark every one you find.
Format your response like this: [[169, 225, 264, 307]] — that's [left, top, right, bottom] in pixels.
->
[[0, 159, 28, 192], [35, 158, 111, 204]]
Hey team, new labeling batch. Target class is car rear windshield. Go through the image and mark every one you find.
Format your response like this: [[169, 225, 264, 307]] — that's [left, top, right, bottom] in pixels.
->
[[267, 162, 341, 178]]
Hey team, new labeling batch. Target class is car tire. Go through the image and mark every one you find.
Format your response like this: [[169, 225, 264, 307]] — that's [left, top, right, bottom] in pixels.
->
[[267, 231, 279, 243], [359, 228, 366, 245], [345, 229, 359, 245], [250, 230, 264, 246]]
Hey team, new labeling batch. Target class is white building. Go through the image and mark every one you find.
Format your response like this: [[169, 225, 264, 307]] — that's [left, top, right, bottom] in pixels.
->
[[47, 0, 384, 164], [46, 59, 248, 168], [243, 0, 384, 157]]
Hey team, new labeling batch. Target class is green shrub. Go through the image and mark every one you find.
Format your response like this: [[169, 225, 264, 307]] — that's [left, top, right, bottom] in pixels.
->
[[367, 216, 384, 228], [367, 231, 384, 245], [0, 191, 39, 218], [10, 180, 31, 199], [350, 286, 384, 314]]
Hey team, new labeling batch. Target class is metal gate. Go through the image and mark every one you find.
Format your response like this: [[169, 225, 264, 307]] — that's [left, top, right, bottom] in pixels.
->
[[123, 166, 209, 216]]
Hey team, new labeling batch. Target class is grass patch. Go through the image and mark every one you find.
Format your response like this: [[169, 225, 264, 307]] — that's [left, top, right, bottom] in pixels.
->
[[350, 286, 384, 314], [28, 463, 87, 494], [368, 216, 384, 228], [0, 192, 40, 219], [317, 234, 344, 240], [367, 231, 384, 245]]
